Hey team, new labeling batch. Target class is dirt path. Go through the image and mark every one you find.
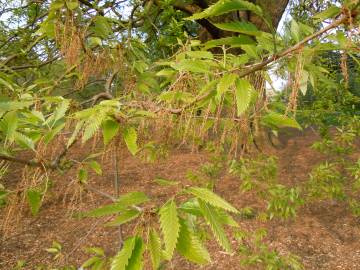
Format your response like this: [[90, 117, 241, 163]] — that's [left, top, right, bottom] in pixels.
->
[[1, 129, 360, 269]]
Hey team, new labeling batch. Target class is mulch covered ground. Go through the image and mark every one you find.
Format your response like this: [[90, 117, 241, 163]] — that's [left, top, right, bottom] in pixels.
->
[[1, 128, 360, 270]]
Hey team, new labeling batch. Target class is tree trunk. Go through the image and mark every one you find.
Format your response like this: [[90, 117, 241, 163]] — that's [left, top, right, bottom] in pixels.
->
[[190, 0, 290, 153], [195, 0, 289, 39]]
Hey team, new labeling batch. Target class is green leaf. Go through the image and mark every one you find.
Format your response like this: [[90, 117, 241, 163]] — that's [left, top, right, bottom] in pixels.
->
[[261, 112, 302, 130], [123, 127, 138, 155], [198, 200, 231, 252], [82, 257, 101, 268], [67, 120, 83, 148], [159, 199, 180, 259], [93, 16, 112, 38], [148, 229, 162, 270], [186, 51, 213, 59], [176, 218, 211, 264], [116, 192, 149, 207], [127, 237, 144, 270], [186, 0, 263, 20], [179, 199, 203, 216], [88, 36, 102, 48], [186, 187, 238, 213], [0, 101, 33, 112], [105, 209, 140, 227], [43, 122, 65, 144], [313, 5, 340, 21], [171, 59, 210, 73], [0, 78, 14, 91], [204, 36, 255, 49], [217, 73, 237, 100], [102, 119, 120, 145], [84, 203, 126, 218], [66, 0, 78, 10], [88, 160, 102, 175], [213, 22, 261, 36], [217, 209, 239, 227], [85, 191, 149, 218], [154, 178, 179, 186], [235, 78, 253, 116], [86, 247, 105, 256], [50, 1, 64, 10], [14, 132, 35, 150], [241, 45, 258, 59], [290, 20, 300, 43], [26, 189, 42, 216], [3, 111, 18, 143], [49, 100, 69, 127], [299, 70, 309, 95], [156, 69, 176, 77], [78, 168, 88, 184], [82, 114, 104, 143], [111, 237, 136, 270]]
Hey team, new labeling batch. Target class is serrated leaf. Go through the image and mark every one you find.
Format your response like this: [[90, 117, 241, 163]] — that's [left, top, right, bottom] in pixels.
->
[[179, 199, 202, 216], [156, 69, 176, 77], [0, 78, 14, 91], [48, 100, 69, 127], [261, 112, 302, 130], [235, 78, 253, 116], [148, 229, 162, 270], [14, 132, 35, 150], [213, 21, 261, 36], [217, 73, 237, 100], [290, 20, 300, 42], [43, 122, 65, 144], [198, 200, 231, 252], [82, 114, 104, 143], [111, 237, 136, 270], [84, 203, 127, 218], [67, 120, 83, 148], [176, 218, 211, 264], [217, 209, 239, 227], [186, 51, 213, 59], [116, 192, 149, 207], [171, 59, 210, 73], [159, 199, 180, 259], [31, 110, 45, 122], [186, 187, 238, 213], [313, 5, 340, 21], [26, 189, 42, 216], [3, 111, 18, 143], [127, 237, 144, 270], [0, 101, 32, 112], [105, 209, 140, 227], [186, 0, 263, 20], [123, 127, 138, 155], [299, 70, 309, 95], [85, 192, 148, 217], [204, 36, 255, 49], [102, 118, 120, 145]]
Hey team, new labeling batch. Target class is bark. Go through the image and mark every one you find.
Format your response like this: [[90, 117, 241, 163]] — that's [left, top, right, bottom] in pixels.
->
[[193, 0, 290, 39]]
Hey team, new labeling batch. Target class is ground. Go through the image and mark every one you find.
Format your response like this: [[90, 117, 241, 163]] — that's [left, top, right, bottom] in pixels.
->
[[1, 128, 360, 270]]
